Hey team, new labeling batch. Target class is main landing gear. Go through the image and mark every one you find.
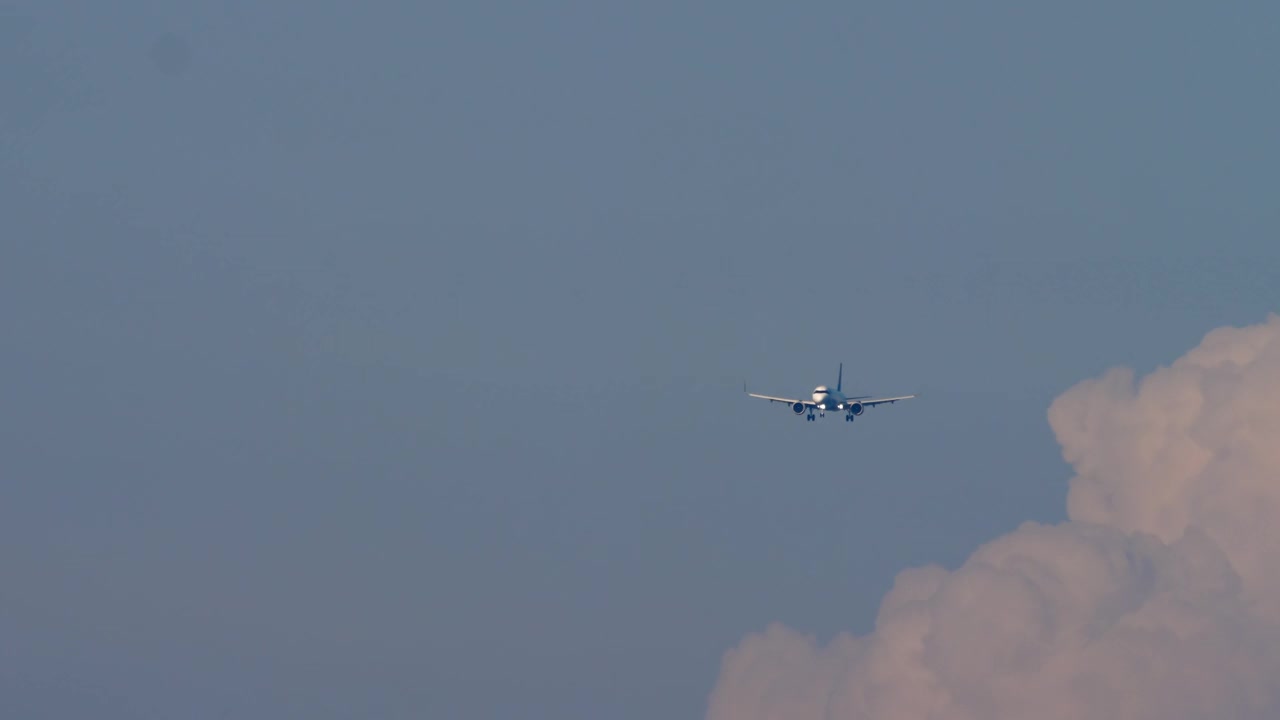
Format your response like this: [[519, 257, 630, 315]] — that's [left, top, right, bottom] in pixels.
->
[[806, 410, 857, 423]]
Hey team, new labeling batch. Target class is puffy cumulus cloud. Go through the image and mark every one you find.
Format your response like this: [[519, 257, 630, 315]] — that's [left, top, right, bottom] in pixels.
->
[[708, 316, 1280, 720], [1051, 314, 1280, 620]]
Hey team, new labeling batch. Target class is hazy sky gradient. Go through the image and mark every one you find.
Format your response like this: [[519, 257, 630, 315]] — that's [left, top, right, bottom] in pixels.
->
[[4, 2, 1279, 718]]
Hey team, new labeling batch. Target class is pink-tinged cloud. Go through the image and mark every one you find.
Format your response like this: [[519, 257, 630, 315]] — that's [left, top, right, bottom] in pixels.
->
[[708, 315, 1280, 720]]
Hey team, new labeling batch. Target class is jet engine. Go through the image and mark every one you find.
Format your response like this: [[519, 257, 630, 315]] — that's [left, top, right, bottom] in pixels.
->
[[847, 402, 865, 416], [792, 402, 807, 415]]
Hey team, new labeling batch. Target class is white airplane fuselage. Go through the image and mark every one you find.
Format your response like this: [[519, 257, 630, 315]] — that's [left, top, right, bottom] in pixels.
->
[[811, 386, 850, 412]]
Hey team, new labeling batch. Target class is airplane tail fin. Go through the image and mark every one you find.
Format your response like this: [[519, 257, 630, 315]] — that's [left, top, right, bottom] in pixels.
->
[[837, 363, 843, 392]]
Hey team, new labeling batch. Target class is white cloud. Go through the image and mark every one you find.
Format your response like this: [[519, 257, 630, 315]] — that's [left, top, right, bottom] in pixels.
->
[[708, 315, 1280, 720]]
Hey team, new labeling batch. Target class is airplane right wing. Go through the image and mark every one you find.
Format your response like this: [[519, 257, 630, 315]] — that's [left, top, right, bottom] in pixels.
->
[[744, 384, 812, 408]]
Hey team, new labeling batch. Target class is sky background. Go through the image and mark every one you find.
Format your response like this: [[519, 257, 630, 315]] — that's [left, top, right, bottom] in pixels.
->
[[3, 2, 1279, 718]]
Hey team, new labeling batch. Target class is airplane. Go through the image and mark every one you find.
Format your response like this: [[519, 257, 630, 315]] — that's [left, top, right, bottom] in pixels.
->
[[745, 363, 916, 422]]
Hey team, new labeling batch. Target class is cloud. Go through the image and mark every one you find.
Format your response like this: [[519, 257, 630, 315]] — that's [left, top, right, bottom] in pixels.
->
[[1053, 316, 1280, 620], [708, 315, 1280, 720]]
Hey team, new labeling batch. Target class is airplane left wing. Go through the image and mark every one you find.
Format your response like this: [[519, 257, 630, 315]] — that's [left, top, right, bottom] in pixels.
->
[[855, 394, 916, 407]]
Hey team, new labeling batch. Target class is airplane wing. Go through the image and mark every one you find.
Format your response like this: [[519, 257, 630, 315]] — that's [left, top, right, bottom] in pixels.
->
[[855, 394, 916, 407], [744, 384, 812, 407], [747, 392, 812, 406]]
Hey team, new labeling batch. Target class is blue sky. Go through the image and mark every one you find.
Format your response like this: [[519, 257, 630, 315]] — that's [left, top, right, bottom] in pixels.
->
[[4, 2, 1279, 718]]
